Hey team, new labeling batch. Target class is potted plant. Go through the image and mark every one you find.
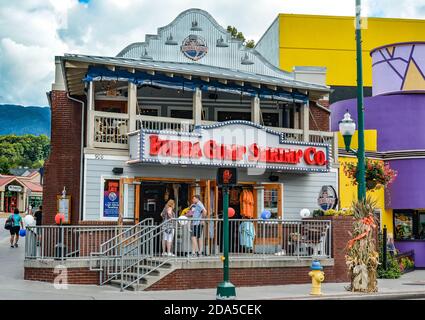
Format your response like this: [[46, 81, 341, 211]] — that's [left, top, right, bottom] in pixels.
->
[[343, 159, 397, 191]]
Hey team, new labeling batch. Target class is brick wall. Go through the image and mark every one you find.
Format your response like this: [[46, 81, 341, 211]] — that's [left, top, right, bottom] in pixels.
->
[[43, 91, 84, 225], [309, 102, 330, 131], [147, 266, 336, 291], [24, 267, 99, 285], [316, 215, 354, 282]]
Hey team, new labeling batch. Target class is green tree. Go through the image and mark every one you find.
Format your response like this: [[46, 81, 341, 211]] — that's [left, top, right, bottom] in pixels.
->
[[227, 25, 255, 48], [0, 134, 50, 174]]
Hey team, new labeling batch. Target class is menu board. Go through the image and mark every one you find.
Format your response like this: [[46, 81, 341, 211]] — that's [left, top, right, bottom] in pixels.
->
[[57, 195, 71, 224]]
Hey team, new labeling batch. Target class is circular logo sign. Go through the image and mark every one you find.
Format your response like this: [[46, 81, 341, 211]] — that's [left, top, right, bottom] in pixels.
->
[[108, 192, 117, 202], [317, 185, 338, 211], [181, 35, 208, 61]]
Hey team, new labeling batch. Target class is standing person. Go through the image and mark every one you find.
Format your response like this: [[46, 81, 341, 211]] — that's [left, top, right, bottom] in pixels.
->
[[190, 195, 207, 257], [33, 205, 43, 246], [33, 205, 43, 226], [161, 199, 176, 257], [9, 208, 23, 248]]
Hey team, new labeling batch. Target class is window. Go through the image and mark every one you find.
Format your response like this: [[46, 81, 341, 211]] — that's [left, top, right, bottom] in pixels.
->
[[137, 105, 160, 116], [393, 210, 425, 240], [264, 189, 279, 218], [170, 109, 193, 119], [103, 179, 120, 218], [373, 209, 382, 230], [217, 111, 250, 122], [262, 112, 280, 127], [419, 212, 425, 240]]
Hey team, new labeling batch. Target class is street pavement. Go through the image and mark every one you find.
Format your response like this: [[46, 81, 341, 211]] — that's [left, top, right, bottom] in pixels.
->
[[1, 218, 425, 300]]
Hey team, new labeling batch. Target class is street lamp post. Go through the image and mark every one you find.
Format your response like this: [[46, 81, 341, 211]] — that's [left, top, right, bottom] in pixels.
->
[[354, 0, 366, 201], [339, 0, 367, 201]]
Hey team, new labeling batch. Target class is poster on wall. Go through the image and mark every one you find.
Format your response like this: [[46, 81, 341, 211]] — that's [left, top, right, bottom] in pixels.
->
[[104, 179, 120, 217]]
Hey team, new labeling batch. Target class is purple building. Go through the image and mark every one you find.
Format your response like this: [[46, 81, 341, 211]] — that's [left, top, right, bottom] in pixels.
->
[[331, 42, 425, 267]]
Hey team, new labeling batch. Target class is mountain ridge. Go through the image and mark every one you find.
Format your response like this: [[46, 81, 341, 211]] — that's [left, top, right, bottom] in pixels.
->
[[0, 104, 51, 136]]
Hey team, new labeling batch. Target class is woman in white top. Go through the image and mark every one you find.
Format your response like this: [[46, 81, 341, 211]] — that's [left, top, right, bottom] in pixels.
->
[[161, 199, 176, 256]]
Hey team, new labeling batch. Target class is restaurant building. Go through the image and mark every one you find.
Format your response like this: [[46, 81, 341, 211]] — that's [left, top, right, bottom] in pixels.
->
[[27, 9, 352, 290], [331, 41, 425, 267]]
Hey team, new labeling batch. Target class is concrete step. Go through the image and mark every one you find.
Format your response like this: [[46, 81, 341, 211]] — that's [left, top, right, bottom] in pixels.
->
[[108, 262, 176, 291]]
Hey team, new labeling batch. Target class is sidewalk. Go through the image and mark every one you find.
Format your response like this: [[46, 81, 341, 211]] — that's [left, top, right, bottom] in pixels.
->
[[1, 218, 424, 300]]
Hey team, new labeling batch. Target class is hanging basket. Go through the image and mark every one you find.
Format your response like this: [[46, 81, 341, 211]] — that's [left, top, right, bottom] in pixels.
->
[[366, 180, 378, 190]]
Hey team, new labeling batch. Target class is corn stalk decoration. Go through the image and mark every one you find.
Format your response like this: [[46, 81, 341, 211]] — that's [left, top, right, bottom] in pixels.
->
[[345, 197, 379, 292]]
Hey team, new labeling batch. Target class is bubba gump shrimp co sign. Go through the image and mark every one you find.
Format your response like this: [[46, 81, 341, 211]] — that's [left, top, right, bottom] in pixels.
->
[[129, 121, 330, 173]]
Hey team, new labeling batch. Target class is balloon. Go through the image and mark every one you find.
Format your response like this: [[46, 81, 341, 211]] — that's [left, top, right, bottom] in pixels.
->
[[19, 229, 26, 237], [55, 213, 65, 225], [300, 208, 311, 219], [178, 215, 188, 226], [228, 207, 235, 218], [261, 210, 271, 219], [24, 215, 35, 227]]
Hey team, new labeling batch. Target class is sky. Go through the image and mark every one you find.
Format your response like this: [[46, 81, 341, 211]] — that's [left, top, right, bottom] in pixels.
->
[[0, 0, 424, 106]]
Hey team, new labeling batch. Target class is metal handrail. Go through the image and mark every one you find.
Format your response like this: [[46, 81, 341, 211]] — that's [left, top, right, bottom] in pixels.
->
[[98, 218, 154, 254]]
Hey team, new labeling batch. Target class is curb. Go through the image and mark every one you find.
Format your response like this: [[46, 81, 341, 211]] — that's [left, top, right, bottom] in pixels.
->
[[276, 291, 425, 300]]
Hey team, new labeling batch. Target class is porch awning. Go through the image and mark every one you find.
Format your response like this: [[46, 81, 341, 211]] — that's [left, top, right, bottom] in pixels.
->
[[83, 66, 308, 103]]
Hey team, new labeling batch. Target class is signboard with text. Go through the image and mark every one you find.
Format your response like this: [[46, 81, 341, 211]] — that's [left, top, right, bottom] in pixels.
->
[[103, 180, 120, 218], [132, 121, 330, 173]]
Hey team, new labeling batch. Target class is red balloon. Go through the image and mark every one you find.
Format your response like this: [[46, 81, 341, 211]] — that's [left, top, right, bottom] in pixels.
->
[[228, 207, 235, 218], [55, 213, 65, 225]]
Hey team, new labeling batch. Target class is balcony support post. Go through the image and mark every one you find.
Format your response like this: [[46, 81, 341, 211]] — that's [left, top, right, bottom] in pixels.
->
[[193, 87, 202, 126], [128, 82, 137, 132], [251, 95, 261, 124], [87, 81, 95, 148], [301, 100, 310, 142]]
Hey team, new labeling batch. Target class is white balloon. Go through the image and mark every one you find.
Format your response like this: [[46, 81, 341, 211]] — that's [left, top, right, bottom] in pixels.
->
[[178, 215, 189, 226], [24, 215, 35, 226], [300, 208, 311, 218]]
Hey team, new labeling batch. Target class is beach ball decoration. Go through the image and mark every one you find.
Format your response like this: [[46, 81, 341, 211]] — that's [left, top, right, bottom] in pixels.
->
[[300, 208, 311, 219], [228, 207, 235, 218], [19, 229, 26, 237], [55, 213, 65, 225], [261, 210, 271, 219], [24, 215, 35, 227]]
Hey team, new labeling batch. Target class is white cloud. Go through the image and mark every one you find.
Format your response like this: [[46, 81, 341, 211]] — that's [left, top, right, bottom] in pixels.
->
[[0, 0, 424, 106]]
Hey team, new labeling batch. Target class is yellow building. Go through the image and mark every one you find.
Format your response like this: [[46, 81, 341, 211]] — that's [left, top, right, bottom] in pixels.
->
[[256, 14, 425, 102], [337, 130, 392, 233]]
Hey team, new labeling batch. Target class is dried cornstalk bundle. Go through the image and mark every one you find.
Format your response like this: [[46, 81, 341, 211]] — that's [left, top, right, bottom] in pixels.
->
[[345, 196, 379, 292]]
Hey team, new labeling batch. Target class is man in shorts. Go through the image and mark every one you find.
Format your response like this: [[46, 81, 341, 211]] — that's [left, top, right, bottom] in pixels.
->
[[190, 195, 207, 257]]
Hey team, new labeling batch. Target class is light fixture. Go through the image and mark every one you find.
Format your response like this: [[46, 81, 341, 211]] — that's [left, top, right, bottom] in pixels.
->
[[165, 33, 178, 45], [339, 110, 356, 152]]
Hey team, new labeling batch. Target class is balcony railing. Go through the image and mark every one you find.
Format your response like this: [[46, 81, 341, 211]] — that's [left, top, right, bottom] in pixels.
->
[[92, 111, 129, 149], [90, 111, 338, 163]]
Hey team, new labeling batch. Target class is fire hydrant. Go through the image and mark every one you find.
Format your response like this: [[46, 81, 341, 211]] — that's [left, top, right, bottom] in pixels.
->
[[308, 260, 325, 295]]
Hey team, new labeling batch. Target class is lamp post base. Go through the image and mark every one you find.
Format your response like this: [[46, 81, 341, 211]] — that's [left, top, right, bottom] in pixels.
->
[[216, 281, 236, 300]]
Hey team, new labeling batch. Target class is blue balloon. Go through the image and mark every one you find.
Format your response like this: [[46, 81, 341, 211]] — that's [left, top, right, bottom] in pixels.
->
[[261, 210, 271, 219], [19, 229, 26, 237]]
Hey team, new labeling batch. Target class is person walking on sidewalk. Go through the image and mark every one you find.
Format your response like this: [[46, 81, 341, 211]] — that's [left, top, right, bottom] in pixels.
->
[[9, 208, 24, 248]]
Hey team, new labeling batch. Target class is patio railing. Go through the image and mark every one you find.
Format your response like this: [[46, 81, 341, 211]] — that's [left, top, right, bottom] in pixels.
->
[[25, 218, 331, 261]]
